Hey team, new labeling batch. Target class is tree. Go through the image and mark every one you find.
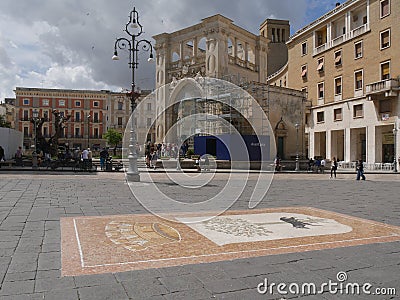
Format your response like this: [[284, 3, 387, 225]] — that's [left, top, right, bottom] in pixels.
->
[[0, 115, 11, 128], [103, 129, 123, 156], [33, 110, 70, 156]]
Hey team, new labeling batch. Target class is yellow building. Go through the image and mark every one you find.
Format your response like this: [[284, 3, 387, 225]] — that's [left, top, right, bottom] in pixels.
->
[[269, 0, 399, 169]]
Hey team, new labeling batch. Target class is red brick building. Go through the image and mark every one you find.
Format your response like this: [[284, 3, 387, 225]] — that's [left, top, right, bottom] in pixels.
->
[[14, 87, 110, 151]]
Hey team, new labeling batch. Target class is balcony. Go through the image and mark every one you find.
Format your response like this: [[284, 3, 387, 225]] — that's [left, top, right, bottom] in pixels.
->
[[349, 23, 369, 39], [331, 34, 345, 47], [314, 44, 327, 55], [313, 23, 370, 56], [366, 78, 399, 101]]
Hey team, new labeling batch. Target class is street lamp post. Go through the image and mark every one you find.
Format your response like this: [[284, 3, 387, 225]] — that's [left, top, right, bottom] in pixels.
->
[[87, 114, 91, 149], [295, 123, 300, 171], [32, 109, 39, 169], [176, 116, 182, 171], [393, 125, 398, 173], [112, 6, 154, 182]]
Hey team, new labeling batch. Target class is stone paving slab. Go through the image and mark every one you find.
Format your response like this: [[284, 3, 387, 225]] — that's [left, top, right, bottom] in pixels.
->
[[0, 172, 399, 299]]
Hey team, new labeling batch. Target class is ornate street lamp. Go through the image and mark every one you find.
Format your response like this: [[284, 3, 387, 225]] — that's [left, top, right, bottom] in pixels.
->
[[295, 123, 300, 171], [32, 109, 40, 169], [112, 6, 154, 182], [87, 114, 91, 149]]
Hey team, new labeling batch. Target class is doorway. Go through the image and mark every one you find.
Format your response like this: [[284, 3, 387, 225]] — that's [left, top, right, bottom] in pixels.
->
[[277, 137, 284, 159], [206, 138, 217, 156], [382, 144, 394, 163]]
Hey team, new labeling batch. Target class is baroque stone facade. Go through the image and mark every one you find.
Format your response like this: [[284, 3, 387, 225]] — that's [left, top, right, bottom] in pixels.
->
[[152, 14, 305, 160]]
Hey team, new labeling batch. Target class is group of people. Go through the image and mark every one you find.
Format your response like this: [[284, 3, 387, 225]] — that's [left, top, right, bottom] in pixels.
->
[[328, 157, 366, 180], [144, 141, 191, 169], [307, 157, 327, 173], [145, 142, 159, 169]]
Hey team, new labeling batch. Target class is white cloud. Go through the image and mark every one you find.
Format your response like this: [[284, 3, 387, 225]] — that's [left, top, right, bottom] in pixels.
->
[[0, 0, 320, 101]]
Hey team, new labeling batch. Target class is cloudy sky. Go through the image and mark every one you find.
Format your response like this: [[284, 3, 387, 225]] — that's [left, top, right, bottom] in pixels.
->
[[0, 0, 336, 101]]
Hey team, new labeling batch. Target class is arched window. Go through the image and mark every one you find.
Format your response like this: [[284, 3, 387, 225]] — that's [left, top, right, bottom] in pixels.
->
[[198, 37, 206, 55], [185, 40, 193, 60], [236, 40, 244, 60], [171, 52, 180, 63], [227, 38, 233, 56], [247, 44, 255, 64]]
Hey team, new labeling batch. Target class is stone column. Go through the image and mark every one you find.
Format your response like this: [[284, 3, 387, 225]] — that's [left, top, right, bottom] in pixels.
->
[[326, 22, 331, 45], [192, 37, 198, 62], [244, 42, 249, 62], [366, 125, 375, 164], [344, 127, 351, 162], [308, 130, 315, 159], [326, 129, 331, 160], [233, 37, 238, 58], [345, 11, 351, 34]]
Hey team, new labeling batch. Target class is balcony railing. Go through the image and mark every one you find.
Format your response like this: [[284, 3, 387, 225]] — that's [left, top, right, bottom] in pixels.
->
[[366, 78, 399, 100], [350, 23, 369, 39], [331, 34, 345, 47], [314, 43, 327, 55], [313, 23, 370, 56]]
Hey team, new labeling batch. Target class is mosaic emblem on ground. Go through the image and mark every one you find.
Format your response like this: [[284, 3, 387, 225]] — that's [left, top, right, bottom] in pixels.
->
[[61, 207, 400, 276], [105, 221, 181, 252], [178, 213, 352, 246]]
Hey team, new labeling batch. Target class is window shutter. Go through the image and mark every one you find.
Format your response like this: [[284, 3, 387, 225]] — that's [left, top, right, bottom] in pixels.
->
[[317, 61, 324, 71], [382, 32, 389, 45], [382, 0, 389, 16], [355, 43, 362, 56], [382, 63, 390, 77]]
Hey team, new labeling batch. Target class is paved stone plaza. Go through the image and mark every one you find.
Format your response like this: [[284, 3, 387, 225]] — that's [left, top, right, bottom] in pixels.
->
[[0, 171, 399, 299]]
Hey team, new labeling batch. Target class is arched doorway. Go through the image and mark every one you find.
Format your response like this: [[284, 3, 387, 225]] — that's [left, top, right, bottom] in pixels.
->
[[275, 118, 288, 159]]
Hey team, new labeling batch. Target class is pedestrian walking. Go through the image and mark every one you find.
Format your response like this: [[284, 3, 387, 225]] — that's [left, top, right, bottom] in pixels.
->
[[320, 158, 326, 173], [204, 155, 210, 171], [314, 157, 321, 173], [356, 159, 366, 180], [330, 157, 338, 178], [0, 146, 5, 161], [0, 145, 5, 168], [307, 157, 314, 172], [81, 148, 89, 170], [274, 155, 281, 171], [15, 146, 23, 166], [99, 148, 109, 170], [150, 149, 157, 169], [181, 141, 188, 158], [157, 143, 162, 157]]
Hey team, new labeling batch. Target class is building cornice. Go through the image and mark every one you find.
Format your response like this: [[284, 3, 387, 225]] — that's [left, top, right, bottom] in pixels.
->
[[311, 95, 366, 110], [288, 0, 362, 43], [14, 87, 111, 98], [153, 13, 259, 44]]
